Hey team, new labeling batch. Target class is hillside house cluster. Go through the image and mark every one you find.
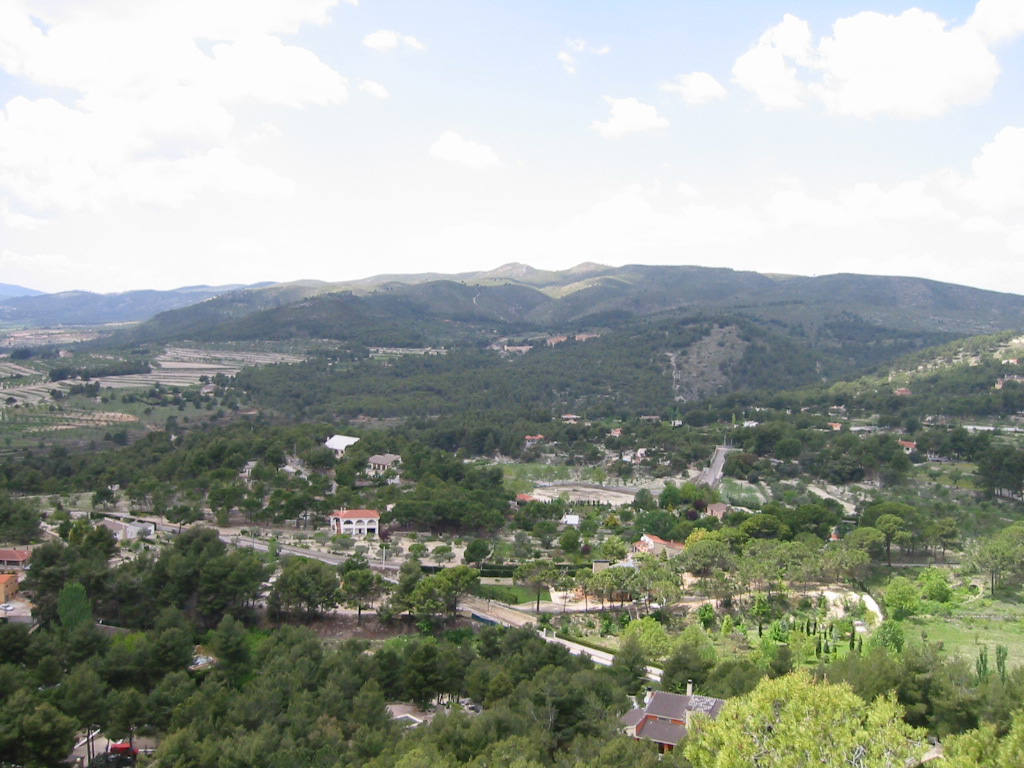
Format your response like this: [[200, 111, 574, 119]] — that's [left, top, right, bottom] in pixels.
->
[[621, 687, 726, 753]]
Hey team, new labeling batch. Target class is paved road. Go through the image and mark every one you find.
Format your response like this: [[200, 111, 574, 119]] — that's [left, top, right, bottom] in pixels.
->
[[228, 534, 400, 583], [696, 444, 733, 488], [459, 596, 662, 682]]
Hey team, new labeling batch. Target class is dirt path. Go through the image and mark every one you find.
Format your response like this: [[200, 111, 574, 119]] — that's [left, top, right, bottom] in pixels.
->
[[805, 484, 858, 517], [821, 588, 883, 624]]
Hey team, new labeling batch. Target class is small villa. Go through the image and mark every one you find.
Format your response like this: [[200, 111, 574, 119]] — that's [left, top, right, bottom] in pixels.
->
[[0, 549, 30, 569], [621, 687, 726, 753], [704, 502, 729, 521], [632, 534, 685, 557], [329, 509, 380, 537], [367, 453, 402, 475]]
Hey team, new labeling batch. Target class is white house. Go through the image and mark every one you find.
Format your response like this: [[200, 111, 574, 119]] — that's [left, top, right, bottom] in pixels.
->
[[325, 434, 360, 457], [329, 509, 380, 537], [99, 519, 155, 541]]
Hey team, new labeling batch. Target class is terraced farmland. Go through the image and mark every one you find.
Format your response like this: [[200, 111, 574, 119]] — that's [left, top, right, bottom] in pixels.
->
[[0, 346, 305, 447], [0, 347, 303, 405]]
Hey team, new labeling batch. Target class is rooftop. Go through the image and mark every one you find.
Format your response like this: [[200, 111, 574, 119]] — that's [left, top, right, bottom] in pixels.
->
[[325, 434, 360, 451], [331, 509, 381, 520]]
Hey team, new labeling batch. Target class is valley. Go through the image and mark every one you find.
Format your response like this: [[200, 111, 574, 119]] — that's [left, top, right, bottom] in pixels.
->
[[1, 263, 1023, 768]]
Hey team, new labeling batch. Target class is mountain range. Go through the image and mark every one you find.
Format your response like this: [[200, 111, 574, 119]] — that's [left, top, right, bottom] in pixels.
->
[[7, 262, 1024, 416], [116, 263, 1024, 345]]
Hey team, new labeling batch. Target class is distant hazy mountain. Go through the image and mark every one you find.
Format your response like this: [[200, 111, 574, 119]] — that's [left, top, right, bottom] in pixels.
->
[[0, 282, 44, 299], [0, 283, 268, 326], [128, 263, 1024, 346]]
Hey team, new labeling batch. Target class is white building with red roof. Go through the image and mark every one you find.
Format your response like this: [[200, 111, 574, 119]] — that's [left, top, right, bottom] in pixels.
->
[[632, 533, 685, 557], [329, 509, 380, 537]]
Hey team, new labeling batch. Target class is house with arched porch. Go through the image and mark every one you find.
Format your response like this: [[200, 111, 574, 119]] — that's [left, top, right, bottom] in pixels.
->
[[329, 509, 380, 537]]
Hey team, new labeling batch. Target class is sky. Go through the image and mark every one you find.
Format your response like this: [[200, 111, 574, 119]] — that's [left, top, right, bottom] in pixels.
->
[[1, 0, 1023, 295]]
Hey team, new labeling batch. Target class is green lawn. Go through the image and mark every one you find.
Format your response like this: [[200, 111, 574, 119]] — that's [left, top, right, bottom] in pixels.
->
[[901, 585, 1024, 662], [906, 615, 1024, 663], [476, 583, 551, 605]]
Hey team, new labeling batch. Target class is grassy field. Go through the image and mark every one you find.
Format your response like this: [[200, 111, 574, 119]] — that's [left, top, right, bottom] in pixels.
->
[[901, 583, 1024, 663], [719, 477, 767, 507], [911, 461, 980, 490], [476, 583, 550, 605], [906, 614, 1024, 662], [501, 462, 574, 493]]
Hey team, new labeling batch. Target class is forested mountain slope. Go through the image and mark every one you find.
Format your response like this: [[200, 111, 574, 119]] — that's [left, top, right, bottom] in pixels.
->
[[127, 265, 1024, 346]]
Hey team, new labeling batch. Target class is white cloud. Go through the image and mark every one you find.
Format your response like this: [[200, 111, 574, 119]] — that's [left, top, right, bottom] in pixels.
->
[[211, 35, 348, 107], [732, 14, 812, 109], [429, 131, 503, 170], [557, 38, 609, 75], [358, 80, 390, 99], [0, 200, 43, 230], [967, 0, 1024, 44], [592, 97, 668, 138], [363, 29, 425, 52], [944, 126, 1024, 212], [557, 51, 577, 75], [0, 1, 347, 214], [677, 182, 701, 200], [734, 1, 1021, 118], [660, 72, 727, 104], [415, 124, 1024, 295], [813, 9, 997, 118]]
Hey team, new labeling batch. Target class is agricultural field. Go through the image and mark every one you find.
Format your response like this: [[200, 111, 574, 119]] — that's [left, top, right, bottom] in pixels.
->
[[905, 583, 1024, 664], [0, 346, 304, 449]]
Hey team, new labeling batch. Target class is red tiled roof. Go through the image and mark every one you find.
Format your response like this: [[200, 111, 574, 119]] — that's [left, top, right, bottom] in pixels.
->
[[0, 573, 17, 584], [642, 534, 685, 549], [0, 549, 30, 562], [330, 509, 380, 520]]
